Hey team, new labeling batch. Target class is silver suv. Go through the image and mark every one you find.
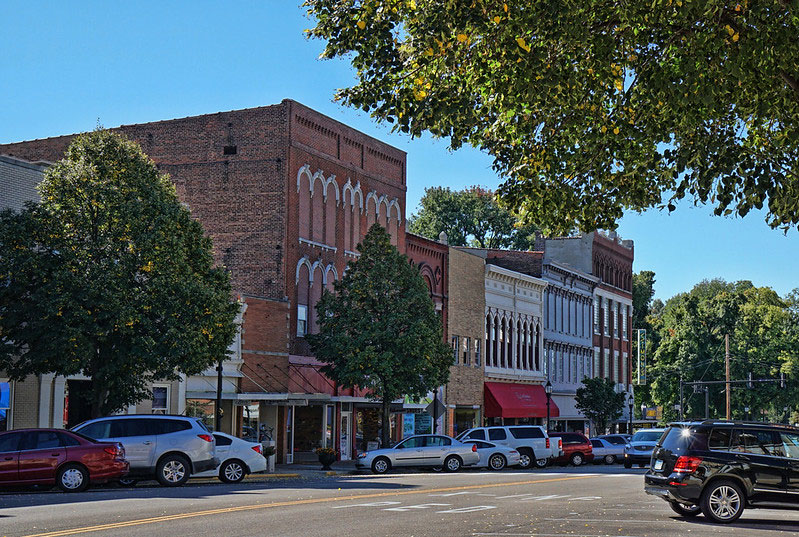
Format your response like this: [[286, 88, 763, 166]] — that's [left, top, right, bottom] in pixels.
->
[[457, 425, 559, 469], [73, 415, 218, 487]]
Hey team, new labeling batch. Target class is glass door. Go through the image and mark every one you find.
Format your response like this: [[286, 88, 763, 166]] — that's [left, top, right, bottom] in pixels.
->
[[340, 412, 352, 460]]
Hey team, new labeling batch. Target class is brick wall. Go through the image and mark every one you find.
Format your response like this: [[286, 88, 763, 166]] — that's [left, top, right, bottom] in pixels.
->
[[12, 375, 40, 429], [445, 248, 485, 408]]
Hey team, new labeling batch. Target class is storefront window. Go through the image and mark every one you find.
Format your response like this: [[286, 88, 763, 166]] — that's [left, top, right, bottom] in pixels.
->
[[152, 386, 168, 414], [0, 381, 10, 431], [356, 407, 382, 452], [294, 405, 324, 456], [325, 404, 335, 449]]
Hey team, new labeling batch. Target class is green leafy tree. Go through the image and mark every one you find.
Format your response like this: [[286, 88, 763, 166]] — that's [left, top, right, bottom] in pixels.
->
[[306, 1, 799, 234], [409, 186, 538, 249], [307, 224, 452, 448], [0, 130, 238, 418], [649, 280, 799, 422], [575, 378, 627, 435]]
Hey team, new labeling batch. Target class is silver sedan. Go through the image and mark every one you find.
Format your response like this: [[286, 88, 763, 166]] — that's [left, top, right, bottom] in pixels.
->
[[356, 434, 480, 474], [461, 439, 521, 470]]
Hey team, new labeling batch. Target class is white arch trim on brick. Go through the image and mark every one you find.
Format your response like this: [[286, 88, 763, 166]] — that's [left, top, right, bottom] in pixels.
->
[[324, 174, 340, 203], [295, 257, 313, 284], [365, 191, 380, 215], [323, 263, 339, 285], [378, 195, 390, 216], [311, 170, 327, 197], [388, 198, 402, 224], [342, 179, 364, 210], [296, 164, 313, 193], [310, 259, 325, 286]]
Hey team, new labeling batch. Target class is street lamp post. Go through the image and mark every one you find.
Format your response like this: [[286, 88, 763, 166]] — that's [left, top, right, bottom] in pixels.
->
[[545, 380, 553, 433], [628, 393, 634, 434]]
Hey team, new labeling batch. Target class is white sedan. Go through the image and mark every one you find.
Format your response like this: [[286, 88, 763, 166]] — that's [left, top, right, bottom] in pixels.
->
[[193, 432, 267, 483], [461, 439, 521, 470], [589, 437, 624, 464]]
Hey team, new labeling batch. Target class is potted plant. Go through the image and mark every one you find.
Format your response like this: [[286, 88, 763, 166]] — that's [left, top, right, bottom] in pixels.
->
[[315, 447, 338, 470]]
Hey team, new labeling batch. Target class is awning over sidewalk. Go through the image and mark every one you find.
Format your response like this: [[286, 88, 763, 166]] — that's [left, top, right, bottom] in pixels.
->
[[484, 382, 560, 418]]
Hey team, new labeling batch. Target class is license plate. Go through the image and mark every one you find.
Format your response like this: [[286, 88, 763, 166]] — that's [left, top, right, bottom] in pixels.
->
[[654, 459, 664, 471]]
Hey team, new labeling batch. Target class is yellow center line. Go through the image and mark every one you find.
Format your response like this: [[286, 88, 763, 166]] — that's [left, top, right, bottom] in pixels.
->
[[23, 474, 600, 537]]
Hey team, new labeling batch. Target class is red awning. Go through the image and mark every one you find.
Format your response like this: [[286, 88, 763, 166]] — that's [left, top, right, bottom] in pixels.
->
[[484, 382, 560, 418]]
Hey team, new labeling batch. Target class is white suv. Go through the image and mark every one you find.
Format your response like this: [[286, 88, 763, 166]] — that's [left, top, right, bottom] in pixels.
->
[[457, 425, 560, 469], [73, 415, 218, 487]]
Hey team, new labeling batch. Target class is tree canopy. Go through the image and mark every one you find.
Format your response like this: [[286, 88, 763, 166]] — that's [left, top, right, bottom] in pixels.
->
[[307, 224, 452, 448], [574, 377, 627, 435], [305, 1, 799, 234], [409, 185, 538, 249], [0, 130, 239, 417], [648, 279, 799, 422]]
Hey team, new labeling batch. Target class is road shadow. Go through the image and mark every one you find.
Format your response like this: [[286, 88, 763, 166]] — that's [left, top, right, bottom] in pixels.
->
[[676, 513, 799, 532], [0, 475, 419, 511]]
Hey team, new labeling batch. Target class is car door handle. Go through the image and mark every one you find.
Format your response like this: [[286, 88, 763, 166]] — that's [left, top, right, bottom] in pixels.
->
[[3, 457, 12, 461], [51, 453, 61, 457], [142, 441, 152, 445]]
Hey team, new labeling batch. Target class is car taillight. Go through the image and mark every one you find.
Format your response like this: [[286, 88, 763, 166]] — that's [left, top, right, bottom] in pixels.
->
[[252, 444, 262, 454], [558, 438, 563, 450], [545, 438, 550, 449], [472, 444, 478, 452], [103, 446, 120, 457], [673, 456, 703, 474], [198, 434, 214, 443]]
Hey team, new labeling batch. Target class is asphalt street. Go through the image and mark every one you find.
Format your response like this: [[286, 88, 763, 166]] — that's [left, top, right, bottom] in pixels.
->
[[3, 466, 799, 537]]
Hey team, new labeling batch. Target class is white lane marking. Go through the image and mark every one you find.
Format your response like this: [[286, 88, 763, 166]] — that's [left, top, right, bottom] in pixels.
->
[[476, 493, 497, 497], [384, 503, 451, 511], [429, 491, 476, 497], [331, 501, 401, 509], [568, 496, 602, 501], [496, 493, 536, 499], [436, 505, 497, 513], [522, 494, 571, 501]]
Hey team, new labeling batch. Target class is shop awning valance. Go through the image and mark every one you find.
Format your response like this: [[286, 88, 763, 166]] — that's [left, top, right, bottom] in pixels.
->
[[484, 382, 560, 418]]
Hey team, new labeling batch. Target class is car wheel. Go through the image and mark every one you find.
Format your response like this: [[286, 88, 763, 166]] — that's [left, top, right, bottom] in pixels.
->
[[118, 477, 138, 487], [534, 457, 548, 468], [444, 455, 462, 472], [371, 457, 391, 474], [488, 453, 507, 471], [701, 480, 745, 524], [604, 455, 616, 465], [57, 464, 89, 493], [669, 501, 702, 517], [516, 448, 533, 469], [623, 460, 632, 469], [570, 453, 584, 466], [156, 454, 191, 487], [219, 459, 247, 483]]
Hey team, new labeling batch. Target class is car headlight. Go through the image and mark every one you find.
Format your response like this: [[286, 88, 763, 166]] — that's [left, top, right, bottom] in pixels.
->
[[357, 452, 368, 459]]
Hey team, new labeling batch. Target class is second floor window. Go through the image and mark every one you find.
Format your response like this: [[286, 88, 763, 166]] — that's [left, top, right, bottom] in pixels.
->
[[452, 336, 459, 365], [297, 305, 308, 337], [475, 340, 481, 366]]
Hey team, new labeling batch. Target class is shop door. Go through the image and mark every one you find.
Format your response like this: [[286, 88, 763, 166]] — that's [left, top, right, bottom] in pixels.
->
[[65, 380, 93, 429], [340, 412, 352, 460]]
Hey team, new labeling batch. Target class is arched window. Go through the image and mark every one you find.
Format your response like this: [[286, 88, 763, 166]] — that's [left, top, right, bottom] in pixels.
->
[[297, 166, 312, 240], [353, 189, 363, 249], [296, 260, 311, 337], [324, 179, 337, 246], [312, 174, 325, 243], [388, 201, 400, 245], [366, 194, 377, 232], [485, 314, 492, 368], [309, 263, 324, 333], [534, 324, 541, 371], [343, 188, 353, 252]]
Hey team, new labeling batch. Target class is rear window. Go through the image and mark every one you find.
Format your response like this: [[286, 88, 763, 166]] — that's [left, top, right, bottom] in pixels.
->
[[708, 428, 732, 450], [590, 440, 603, 448], [659, 427, 706, 453], [157, 419, 192, 435], [488, 428, 507, 441], [559, 433, 586, 445], [510, 427, 544, 439], [602, 436, 626, 445], [463, 429, 485, 441]]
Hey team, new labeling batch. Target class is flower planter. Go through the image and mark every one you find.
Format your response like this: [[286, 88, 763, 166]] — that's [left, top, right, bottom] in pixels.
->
[[318, 453, 336, 470]]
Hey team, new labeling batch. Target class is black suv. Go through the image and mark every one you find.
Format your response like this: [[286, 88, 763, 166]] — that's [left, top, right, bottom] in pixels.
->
[[645, 420, 799, 523]]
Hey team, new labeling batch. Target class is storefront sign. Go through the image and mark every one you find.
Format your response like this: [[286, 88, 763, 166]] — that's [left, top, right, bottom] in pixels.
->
[[414, 414, 432, 435], [403, 414, 415, 438]]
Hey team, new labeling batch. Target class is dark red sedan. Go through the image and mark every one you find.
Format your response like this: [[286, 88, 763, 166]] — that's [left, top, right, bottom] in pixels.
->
[[0, 428, 129, 492], [548, 432, 594, 466]]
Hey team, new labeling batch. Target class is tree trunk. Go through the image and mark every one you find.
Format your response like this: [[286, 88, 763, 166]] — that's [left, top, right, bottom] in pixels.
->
[[381, 397, 392, 449]]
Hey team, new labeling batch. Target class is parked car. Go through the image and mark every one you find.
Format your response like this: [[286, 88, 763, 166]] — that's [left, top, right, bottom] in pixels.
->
[[356, 434, 480, 474], [623, 429, 666, 468], [0, 428, 128, 492], [589, 437, 623, 464], [193, 432, 266, 483], [457, 425, 559, 469], [598, 434, 631, 446], [72, 415, 218, 487], [460, 439, 521, 470], [549, 432, 594, 466], [645, 421, 799, 523]]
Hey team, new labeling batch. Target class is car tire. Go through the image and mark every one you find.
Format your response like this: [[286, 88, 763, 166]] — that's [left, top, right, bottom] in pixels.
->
[[156, 454, 191, 487], [57, 464, 89, 493], [371, 457, 391, 474], [669, 501, 702, 518], [700, 479, 745, 524], [444, 455, 462, 472], [117, 477, 138, 487], [570, 453, 584, 466], [488, 453, 507, 471], [604, 455, 616, 465], [534, 457, 548, 468], [623, 460, 632, 469], [219, 459, 247, 483], [516, 448, 534, 470]]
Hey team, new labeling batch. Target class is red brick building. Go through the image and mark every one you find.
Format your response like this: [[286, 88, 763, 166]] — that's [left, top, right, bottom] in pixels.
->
[[0, 100, 415, 462]]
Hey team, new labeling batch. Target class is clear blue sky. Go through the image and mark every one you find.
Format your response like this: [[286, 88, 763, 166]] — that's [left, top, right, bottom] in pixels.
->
[[2, 1, 796, 301]]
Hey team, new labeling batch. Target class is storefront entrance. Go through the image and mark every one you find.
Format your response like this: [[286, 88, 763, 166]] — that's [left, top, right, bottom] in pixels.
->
[[340, 410, 352, 460], [65, 380, 93, 429]]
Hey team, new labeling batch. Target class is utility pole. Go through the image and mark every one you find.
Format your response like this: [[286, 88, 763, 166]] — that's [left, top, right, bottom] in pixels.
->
[[725, 334, 731, 420], [679, 376, 684, 421]]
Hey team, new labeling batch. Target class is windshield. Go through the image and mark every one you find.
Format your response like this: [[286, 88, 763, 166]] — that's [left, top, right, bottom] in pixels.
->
[[632, 431, 664, 443]]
